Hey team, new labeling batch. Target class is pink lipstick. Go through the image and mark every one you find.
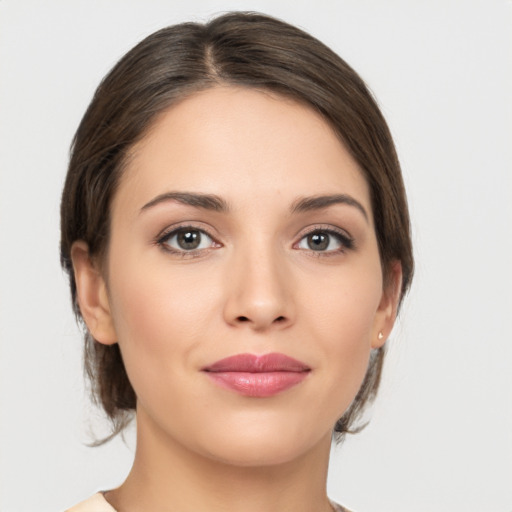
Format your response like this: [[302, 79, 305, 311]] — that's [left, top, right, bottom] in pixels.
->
[[202, 353, 310, 397]]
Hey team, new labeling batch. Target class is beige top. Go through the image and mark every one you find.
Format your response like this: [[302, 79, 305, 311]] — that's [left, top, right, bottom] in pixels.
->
[[65, 493, 351, 511], [65, 493, 116, 511]]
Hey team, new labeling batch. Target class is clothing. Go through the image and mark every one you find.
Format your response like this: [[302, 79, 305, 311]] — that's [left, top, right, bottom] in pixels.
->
[[65, 492, 351, 512], [65, 493, 115, 512]]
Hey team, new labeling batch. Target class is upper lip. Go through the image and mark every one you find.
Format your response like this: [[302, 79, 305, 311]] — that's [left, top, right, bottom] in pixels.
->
[[203, 353, 310, 373]]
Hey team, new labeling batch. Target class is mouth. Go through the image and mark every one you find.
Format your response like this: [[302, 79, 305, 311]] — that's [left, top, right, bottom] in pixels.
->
[[202, 353, 311, 397]]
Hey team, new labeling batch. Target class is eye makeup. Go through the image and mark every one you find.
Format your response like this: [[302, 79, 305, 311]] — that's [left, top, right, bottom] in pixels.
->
[[294, 225, 355, 255], [154, 223, 222, 258]]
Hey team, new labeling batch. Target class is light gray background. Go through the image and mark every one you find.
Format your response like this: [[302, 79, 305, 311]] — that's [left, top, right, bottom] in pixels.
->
[[1, 1, 511, 511]]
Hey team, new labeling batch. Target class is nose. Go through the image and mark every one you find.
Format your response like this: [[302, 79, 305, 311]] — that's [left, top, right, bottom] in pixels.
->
[[222, 245, 295, 332]]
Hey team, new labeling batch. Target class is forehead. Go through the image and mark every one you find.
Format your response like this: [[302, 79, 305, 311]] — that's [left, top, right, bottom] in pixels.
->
[[116, 86, 371, 217]]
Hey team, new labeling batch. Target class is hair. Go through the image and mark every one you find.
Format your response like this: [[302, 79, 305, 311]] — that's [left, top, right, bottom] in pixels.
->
[[60, 11, 413, 444]]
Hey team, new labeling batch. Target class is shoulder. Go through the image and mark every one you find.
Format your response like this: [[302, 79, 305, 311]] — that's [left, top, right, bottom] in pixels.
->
[[65, 493, 117, 512]]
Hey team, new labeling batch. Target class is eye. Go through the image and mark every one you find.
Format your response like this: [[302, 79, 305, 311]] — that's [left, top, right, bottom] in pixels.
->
[[296, 229, 353, 253], [159, 227, 218, 252]]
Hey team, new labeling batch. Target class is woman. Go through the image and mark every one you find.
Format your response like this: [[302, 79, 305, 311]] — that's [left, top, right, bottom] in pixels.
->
[[61, 11, 413, 512]]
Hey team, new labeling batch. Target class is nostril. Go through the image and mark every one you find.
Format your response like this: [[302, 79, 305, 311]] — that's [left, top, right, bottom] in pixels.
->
[[233, 315, 287, 326]]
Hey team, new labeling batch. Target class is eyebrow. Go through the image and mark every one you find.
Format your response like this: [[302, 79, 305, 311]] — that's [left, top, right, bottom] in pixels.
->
[[291, 194, 369, 222], [140, 192, 229, 213], [140, 191, 369, 222]]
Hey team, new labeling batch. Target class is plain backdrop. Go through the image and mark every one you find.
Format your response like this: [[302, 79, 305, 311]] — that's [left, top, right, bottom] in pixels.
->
[[1, 1, 511, 511]]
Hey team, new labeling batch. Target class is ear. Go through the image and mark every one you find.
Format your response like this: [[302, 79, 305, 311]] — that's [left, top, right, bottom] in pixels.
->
[[70, 241, 117, 345], [371, 260, 403, 349]]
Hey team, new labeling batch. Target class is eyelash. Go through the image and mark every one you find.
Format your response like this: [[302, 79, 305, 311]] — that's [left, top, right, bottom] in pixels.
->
[[155, 224, 220, 258], [294, 226, 355, 256], [154, 224, 355, 258]]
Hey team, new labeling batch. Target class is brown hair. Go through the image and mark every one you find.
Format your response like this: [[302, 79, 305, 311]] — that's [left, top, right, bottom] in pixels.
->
[[60, 11, 413, 443]]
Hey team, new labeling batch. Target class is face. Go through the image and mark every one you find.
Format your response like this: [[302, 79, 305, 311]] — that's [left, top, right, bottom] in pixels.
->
[[75, 86, 399, 467]]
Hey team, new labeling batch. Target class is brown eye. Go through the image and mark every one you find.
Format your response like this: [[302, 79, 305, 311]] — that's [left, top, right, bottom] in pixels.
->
[[177, 230, 202, 250], [161, 228, 216, 252], [297, 229, 354, 253], [307, 233, 330, 251]]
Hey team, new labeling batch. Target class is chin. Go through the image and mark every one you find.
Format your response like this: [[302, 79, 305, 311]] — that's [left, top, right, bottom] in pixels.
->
[[196, 419, 331, 468], [204, 440, 309, 468]]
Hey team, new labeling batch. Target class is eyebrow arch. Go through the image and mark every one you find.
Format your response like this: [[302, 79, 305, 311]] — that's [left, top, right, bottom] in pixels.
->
[[291, 194, 369, 222], [140, 192, 229, 213]]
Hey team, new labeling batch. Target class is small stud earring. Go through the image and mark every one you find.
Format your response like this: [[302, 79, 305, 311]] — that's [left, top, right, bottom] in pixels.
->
[[378, 332, 384, 340]]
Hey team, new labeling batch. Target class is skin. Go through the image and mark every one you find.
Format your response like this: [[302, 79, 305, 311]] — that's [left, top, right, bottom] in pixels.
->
[[72, 86, 402, 512]]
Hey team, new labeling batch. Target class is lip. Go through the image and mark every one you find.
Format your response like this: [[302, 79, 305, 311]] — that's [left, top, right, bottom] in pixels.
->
[[202, 353, 311, 397]]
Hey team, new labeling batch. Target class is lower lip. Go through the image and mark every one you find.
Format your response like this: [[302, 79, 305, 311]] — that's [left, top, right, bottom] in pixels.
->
[[205, 371, 309, 397]]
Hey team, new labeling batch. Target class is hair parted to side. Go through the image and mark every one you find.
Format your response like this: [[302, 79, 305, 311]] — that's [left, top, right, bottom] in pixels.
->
[[60, 11, 413, 444]]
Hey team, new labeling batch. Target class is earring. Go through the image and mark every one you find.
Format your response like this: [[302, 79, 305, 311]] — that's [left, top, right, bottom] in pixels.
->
[[378, 332, 384, 340]]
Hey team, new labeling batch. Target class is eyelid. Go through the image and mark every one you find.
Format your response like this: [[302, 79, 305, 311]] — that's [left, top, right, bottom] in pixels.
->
[[153, 222, 354, 256], [293, 224, 355, 253], [154, 223, 222, 255]]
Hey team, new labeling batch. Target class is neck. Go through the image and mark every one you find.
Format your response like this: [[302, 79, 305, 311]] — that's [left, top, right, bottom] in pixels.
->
[[106, 408, 334, 512]]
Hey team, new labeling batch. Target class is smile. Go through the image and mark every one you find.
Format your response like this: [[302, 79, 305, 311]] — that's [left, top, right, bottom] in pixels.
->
[[202, 353, 311, 397]]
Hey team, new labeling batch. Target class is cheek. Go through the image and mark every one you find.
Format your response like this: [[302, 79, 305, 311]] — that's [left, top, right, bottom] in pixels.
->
[[108, 255, 216, 347], [300, 264, 383, 411], [305, 262, 382, 347], [105, 252, 222, 401]]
